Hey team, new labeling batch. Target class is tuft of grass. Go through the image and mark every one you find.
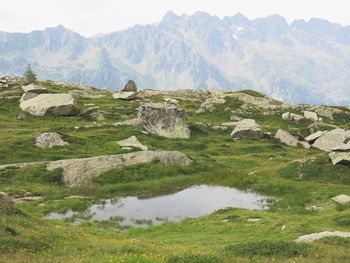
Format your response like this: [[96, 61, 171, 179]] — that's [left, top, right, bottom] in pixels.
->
[[166, 254, 222, 263]]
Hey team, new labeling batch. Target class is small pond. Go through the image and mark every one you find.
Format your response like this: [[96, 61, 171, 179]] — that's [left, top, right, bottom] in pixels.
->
[[46, 185, 270, 226]]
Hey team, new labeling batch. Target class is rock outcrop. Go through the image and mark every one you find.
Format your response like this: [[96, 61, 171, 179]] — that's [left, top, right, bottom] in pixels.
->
[[282, 112, 309, 123], [295, 231, 350, 243], [122, 80, 137, 92], [303, 111, 318, 122], [117, 136, 148, 151], [20, 93, 78, 116], [231, 119, 264, 139], [138, 103, 191, 139], [35, 132, 69, 149], [47, 151, 192, 187]]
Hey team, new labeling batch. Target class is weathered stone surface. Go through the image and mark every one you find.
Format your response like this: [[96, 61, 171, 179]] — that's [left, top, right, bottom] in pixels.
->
[[117, 136, 148, 151], [332, 194, 350, 204], [332, 141, 350, 152], [295, 231, 350, 243], [305, 131, 324, 143], [297, 141, 311, 149], [20, 93, 78, 116], [164, 97, 179, 105], [282, 112, 309, 123], [197, 97, 225, 112], [47, 151, 192, 187], [316, 107, 334, 120], [20, 92, 40, 103], [21, 83, 48, 94], [138, 103, 191, 139], [312, 129, 349, 152], [113, 118, 141, 127], [304, 111, 318, 122], [231, 119, 264, 139], [35, 132, 69, 149], [329, 152, 350, 165], [274, 129, 299, 147], [122, 80, 137, 92], [226, 92, 282, 109], [112, 91, 137, 100]]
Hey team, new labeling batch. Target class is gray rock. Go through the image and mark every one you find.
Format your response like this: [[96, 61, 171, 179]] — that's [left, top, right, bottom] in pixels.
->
[[331, 194, 350, 204], [117, 136, 148, 151], [332, 141, 350, 152], [313, 129, 349, 151], [138, 103, 191, 139], [122, 80, 137, 92], [21, 83, 48, 94], [231, 119, 264, 139], [274, 129, 299, 147], [112, 91, 137, 100], [35, 132, 69, 149], [304, 111, 318, 122], [20, 93, 78, 116], [113, 118, 141, 127], [297, 141, 311, 149], [20, 92, 40, 103], [305, 131, 324, 143], [47, 151, 192, 187], [295, 231, 350, 243]]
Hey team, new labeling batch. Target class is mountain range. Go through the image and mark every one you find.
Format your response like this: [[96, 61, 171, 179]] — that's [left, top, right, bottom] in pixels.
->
[[1, 11, 350, 105]]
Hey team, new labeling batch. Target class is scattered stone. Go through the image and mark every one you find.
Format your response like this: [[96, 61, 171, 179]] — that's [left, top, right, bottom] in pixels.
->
[[247, 218, 262, 222], [164, 97, 179, 105], [231, 119, 264, 139], [138, 103, 191, 139], [308, 122, 339, 132], [46, 151, 192, 187], [198, 97, 226, 112], [225, 92, 282, 109], [274, 129, 299, 147], [295, 231, 350, 243], [282, 112, 309, 123], [90, 111, 106, 121], [20, 93, 78, 116], [312, 129, 349, 152], [14, 196, 42, 204], [331, 194, 350, 204], [230, 115, 242, 121], [305, 131, 324, 143], [35, 132, 69, 149], [297, 141, 311, 149], [117, 136, 148, 151], [79, 106, 100, 116], [211, 125, 228, 131], [304, 111, 318, 122], [112, 91, 137, 100], [122, 80, 137, 92]]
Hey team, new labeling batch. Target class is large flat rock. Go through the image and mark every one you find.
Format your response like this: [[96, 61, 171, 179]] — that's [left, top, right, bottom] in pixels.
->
[[47, 151, 192, 187], [20, 93, 78, 116]]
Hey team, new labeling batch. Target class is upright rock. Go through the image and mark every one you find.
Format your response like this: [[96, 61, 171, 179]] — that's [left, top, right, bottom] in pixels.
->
[[35, 132, 69, 149], [20, 93, 78, 116], [138, 103, 191, 139], [122, 80, 137, 92], [231, 119, 264, 139]]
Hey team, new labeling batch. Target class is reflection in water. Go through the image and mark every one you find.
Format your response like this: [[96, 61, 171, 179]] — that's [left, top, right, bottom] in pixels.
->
[[46, 185, 270, 226]]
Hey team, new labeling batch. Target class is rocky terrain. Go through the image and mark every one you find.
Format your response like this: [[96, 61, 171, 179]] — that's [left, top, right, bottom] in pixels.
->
[[2, 78, 350, 262]]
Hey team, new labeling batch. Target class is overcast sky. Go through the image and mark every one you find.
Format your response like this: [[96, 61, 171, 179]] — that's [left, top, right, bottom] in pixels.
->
[[1, 0, 349, 36]]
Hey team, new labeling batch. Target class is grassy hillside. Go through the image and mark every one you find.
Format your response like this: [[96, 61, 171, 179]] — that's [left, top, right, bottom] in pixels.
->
[[1, 81, 350, 262]]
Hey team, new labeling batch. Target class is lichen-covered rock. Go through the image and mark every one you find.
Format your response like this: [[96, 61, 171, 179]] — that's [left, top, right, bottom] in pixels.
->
[[231, 119, 264, 139], [35, 132, 69, 149], [122, 80, 137, 92], [20, 93, 78, 116], [138, 103, 190, 139], [47, 151, 192, 187]]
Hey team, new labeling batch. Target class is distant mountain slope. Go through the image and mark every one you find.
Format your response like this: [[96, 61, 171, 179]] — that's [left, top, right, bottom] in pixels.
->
[[1, 11, 350, 105]]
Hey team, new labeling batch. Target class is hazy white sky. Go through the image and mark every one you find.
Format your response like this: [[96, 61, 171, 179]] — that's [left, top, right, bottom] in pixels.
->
[[0, 0, 349, 36]]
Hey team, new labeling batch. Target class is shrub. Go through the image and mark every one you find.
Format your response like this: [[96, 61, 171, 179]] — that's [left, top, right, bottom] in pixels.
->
[[23, 64, 37, 85], [225, 240, 310, 257]]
